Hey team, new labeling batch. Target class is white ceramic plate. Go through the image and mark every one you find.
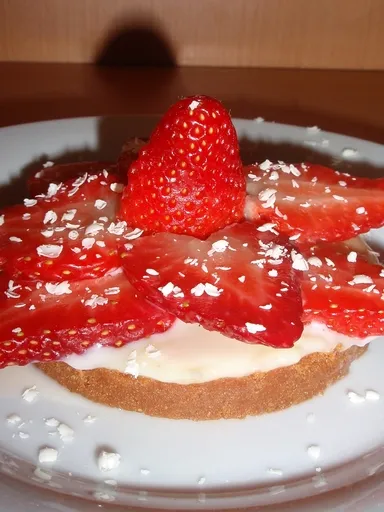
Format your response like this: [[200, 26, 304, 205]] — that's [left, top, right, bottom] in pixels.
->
[[1, 116, 384, 512]]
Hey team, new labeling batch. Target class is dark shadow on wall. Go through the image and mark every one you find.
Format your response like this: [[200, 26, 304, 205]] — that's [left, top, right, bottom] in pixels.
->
[[95, 22, 177, 67]]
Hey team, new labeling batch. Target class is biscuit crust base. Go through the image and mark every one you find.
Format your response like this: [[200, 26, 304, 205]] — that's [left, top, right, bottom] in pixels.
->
[[36, 345, 367, 420]]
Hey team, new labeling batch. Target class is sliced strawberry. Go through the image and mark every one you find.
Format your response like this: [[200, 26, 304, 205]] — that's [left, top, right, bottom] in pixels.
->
[[0, 268, 175, 369], [119, 95, 245, 238], [117, 137, 147, 182], [245, 161, 384, 246], [28, 161, 117, 197], [301, 240, 384, 337], [0, 171, 132, 282], [120, 221, 303, 348]]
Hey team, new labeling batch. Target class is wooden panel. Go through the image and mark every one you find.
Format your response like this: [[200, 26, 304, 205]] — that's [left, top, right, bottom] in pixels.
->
[[0, 0, 384, 69]]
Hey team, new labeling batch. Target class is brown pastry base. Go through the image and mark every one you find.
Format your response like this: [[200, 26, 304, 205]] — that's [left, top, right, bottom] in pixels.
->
[[36, 345, 367, 420]]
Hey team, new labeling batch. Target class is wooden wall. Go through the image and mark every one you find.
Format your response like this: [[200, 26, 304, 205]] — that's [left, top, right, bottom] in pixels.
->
[[0, 0, 383, 69]]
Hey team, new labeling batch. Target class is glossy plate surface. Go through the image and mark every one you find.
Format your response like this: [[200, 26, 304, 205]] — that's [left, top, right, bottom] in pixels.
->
[[0, 116, 384, 511]]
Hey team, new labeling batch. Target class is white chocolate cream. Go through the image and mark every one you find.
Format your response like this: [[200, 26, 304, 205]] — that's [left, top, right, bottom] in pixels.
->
[[64, 321, 374, 385]]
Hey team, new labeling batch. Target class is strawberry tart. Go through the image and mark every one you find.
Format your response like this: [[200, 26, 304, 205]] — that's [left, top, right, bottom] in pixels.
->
[[1, 96, 384, 420]]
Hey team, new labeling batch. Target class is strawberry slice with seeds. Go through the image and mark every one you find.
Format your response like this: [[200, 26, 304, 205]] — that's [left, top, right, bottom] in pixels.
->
[[28, 161, 117, 197], [301, 240, 384, 337], [245, 161, 384, 246], [119, 95, 245, 238], [0, 268, 175, 369], [0, 171, 131, 282], [120, 221, 303, 347]]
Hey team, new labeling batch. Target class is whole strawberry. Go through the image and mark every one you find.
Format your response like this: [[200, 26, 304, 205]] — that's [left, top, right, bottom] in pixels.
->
[[119, 96, 245, 238]]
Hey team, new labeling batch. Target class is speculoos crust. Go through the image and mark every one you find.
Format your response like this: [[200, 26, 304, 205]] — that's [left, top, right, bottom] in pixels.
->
[[36, 344, 367, 420]]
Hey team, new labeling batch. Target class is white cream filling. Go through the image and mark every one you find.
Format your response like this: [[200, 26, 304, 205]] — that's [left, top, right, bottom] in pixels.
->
[[63, 320, 374, 385]]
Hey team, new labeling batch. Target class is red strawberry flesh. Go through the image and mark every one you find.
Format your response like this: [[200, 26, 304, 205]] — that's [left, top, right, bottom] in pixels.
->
[[120, 222, 303, 348], [0, 172, 131, 282], [245, 162, 384, 246], [119, 95, 245, 238], [0, 268, 175, 369], [301, 240, 384, 337]]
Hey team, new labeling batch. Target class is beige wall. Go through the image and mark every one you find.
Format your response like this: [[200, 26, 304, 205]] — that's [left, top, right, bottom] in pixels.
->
[[0, 0, 383, 69]]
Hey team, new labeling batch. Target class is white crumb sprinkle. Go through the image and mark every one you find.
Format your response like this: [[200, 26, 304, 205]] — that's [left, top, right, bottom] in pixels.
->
[[190, 283, 204, 296], [44, 418, 60, 428], [291, 250, 309, 271], [38, 447, 58, 464], [110, 183, 124, 193], [260, 303, 272, 310], [348, 274, 373, 285], [257, 223, 278, 234], [22, 386, 39, 403], [7, 414, 21, 425], [85, 222, 104, 236], [104, 479, 117, 486], [259, 160, 273, 171], [342, 148, 359, 158], [43, 211, 58, 225], [158, 282, 175, 297], [210, 239, 229, 253], [46, 183, 61, 198], [308, 256, 322, 267], [33, 467, 52, 481], [268, 468, 283, 476], [347, 251, 357, 263], [9, 236, 22, 243], [97, 451, 121, 472], [189, 99, 200, 110], [356, 207, 366, 214], [82, 237, 95, 249], [43, 161, 54, 168], [36, 244, 63, 259], [307, 445, 321, 460], [140, 468, 150, 476], [94, 199, 107, 210], [238, 275, 246, 283], [306, 413, 316, 424], [365, 389, 380, 401], [332, 194, 346, 202], [197, 476, 206, 485], [83, 415, 97, 424], [108, 221, 127, 236], [254, 116, 264, 123], [347, 390, 365, 404], [58, 423, 74, 441], [124, 228, 143, 240], [45, 281, 71, 296], [18, 432, 30, 439], [24, 199, 37, 207], [258, 187, 276, 201], [306, 126, 320, 134], [146, 268, 159, 276], [61, 209, 77, 222], [246, 322, 266, 334]]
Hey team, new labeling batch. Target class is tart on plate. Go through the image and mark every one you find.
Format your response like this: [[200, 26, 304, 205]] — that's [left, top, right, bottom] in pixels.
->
[[1, 96, 384, 420]]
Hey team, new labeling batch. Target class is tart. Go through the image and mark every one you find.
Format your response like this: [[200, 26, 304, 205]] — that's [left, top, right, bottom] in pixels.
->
[[1, 95, 384, 421]]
